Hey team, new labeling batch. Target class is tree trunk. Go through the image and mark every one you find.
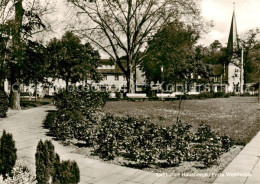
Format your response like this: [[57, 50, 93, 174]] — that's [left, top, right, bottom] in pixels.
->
[[9, 78, 21, 110], [258, 79, 260, 103], [126, 63, 135, 94], [9, 0, 24, 110], [66, 78, 69, 92]]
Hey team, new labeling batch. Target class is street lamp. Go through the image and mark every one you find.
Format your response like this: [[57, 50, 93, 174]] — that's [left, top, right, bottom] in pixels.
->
[[160, 65, 164, 93]]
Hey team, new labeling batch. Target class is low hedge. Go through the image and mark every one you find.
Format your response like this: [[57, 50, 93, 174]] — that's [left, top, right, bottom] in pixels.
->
[[177, 92, 230, 100], [54, 91, 109, 114], [0, 91, 8, 118]]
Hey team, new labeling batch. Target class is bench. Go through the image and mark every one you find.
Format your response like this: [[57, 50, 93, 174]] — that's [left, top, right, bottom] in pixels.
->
[[187, 91, 200, 95], [126, 93, 147, 99], [156, 93, 176, 99], [109, 93, 116, 98]]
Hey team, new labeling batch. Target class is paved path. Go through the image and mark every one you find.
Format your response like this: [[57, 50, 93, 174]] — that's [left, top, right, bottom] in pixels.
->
[[213, 131, 260, 184], [0, 106, 208, 184]]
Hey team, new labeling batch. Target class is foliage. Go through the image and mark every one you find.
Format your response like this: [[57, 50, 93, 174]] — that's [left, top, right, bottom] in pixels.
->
[[142, 21, 211, 91], [239, 28, 260, 83], [0, 0, 52, 109], [178, 92, 230, 100], [0, 160, 35, 184], [44, 110, 233, 168], [192, 124, 233, 167], [47, 32, 101, 90], [54, 90, 109, 114], [0, 90, 8, 118], [35, 140, 80, 184], [35, 140, 56, 183], [0, 130, 17, 179], [53, 160, 80, 184]]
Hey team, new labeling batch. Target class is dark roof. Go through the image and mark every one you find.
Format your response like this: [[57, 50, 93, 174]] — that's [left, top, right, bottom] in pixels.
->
[[210, 64, 224, 76], [100, 59, 114, 65], [98, 60, 126, 74]]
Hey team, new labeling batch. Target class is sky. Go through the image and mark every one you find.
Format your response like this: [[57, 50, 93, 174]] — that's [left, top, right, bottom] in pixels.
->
[[46, 0, 260, 56], [200, 0, 260, 46]]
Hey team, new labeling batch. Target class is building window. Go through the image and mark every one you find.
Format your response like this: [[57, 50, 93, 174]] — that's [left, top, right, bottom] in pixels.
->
[[103, 75, 107, 81], [123, 76, 126, 81], [115, 75, 119, 81]]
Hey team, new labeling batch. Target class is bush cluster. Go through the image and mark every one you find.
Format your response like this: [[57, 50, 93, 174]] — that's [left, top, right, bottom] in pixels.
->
[[54, 91, 109, 114], [0, 91, 8, 118], [0, 130, 17, 179], [178, 92, 230, 100], [35, 140, 80, 184], [45, 91, 108, 142], [45, 91, 234, 168]]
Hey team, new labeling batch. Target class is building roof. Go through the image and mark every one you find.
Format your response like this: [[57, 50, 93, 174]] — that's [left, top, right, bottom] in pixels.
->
[[210, 64, 224, 76], [227, 10, 240, 53], [100, 59, 114, 66], [98, 60, 126, 75]]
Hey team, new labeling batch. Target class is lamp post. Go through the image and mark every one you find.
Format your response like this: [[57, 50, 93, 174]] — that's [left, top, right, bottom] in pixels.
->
[[160, 65, 164, 93]]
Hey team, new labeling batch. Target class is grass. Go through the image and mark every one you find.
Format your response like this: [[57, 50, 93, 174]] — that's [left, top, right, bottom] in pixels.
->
[[104, 97, 260, 145], [20, 98, 52, 109]]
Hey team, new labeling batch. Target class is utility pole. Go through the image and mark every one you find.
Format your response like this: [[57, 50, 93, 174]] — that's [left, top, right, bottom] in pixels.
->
[[240, 47, 244, 94], [258, 78, 260, 103]]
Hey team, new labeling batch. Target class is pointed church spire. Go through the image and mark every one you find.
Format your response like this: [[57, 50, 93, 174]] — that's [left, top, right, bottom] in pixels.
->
[[227, 8, 239, 53]]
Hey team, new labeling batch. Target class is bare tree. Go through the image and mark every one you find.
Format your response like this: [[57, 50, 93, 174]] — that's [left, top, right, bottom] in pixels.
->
[[67, 0, 203, 93]]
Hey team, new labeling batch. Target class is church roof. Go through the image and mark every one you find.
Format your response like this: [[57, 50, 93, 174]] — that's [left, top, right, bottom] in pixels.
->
[[227, 10, 240, 53]]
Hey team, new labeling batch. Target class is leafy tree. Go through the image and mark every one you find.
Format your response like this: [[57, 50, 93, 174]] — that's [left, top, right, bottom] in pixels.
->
[[239, 28, 260, 83], [47, 31, 101, 91], [0, 0, 54, 109], [67, 0, 204, 93], [21, 40, 47, 101], [210, 40, 222, 50], [142, 21, 211, 92], [247, 43, 260, 83]]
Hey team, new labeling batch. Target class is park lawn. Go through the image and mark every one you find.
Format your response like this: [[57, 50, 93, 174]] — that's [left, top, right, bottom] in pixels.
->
[[104, 97, 260, 145]]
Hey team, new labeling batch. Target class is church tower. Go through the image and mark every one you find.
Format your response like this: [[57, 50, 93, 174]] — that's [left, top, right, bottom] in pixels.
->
[[226, 9, 243, 93]]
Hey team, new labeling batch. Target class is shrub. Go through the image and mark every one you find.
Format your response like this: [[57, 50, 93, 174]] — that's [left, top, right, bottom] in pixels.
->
[[35, 140, 56, 183], [192, 124, 233, 167], [115, 91, 121, 99], [53, 160, 80, 184], [0, 161, 35, 184], [44, 109, 97, 143], [0, 91, 8, 118], [178, 92, 230, 100], [35, 140, 80, 184], [160, 121, 193, 165], [0, 130, 17, 179], [54, 91, 109, 114]]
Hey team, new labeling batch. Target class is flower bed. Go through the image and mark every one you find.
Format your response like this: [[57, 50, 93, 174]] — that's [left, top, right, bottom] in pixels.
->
[[44, 91, 234, 168]]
